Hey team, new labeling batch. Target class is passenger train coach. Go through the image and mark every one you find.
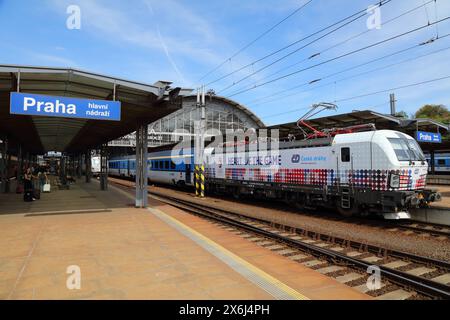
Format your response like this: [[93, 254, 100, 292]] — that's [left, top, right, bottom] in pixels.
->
[[108, 129, 441, 219], [425, 154, 450, 173], [109, 149, 194, 186]]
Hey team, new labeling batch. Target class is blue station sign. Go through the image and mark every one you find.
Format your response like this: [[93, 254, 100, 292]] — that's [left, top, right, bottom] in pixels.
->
[[416, 131, 442, 143], [10, 92, 121, 121]]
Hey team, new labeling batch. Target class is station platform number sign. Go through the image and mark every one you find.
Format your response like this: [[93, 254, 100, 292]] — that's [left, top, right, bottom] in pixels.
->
[[10, 92, 121, 121], [416, 131, 442, 143]]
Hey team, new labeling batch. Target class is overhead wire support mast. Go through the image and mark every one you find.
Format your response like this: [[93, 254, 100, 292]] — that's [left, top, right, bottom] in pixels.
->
[[195, 86, 206, 198], [197, 0, 314, 82]]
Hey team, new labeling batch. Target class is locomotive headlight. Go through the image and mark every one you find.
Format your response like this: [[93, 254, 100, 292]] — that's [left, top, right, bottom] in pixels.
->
[[390, 174, 400, 188]]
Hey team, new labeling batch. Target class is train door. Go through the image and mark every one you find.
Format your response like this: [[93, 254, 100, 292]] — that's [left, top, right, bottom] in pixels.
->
[[185, 156, 192, 184], [338, 146, 352, 210], [338, 147, 352, 184], [185, 164, 191, 184]]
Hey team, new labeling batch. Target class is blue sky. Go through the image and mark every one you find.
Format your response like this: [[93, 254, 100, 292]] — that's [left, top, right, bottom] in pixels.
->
[[1, 0, 450, 125]]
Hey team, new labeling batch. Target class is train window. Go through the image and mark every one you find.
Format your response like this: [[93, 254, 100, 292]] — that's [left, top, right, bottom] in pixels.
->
[[164, 161, 169, 170], [388, 138, 425, 161], [171, 161, 176, 170], [438, 159, 446, 166], [341, 148, 351, 162]]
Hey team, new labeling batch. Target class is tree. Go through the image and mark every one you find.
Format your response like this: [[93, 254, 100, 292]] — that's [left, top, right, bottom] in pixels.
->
[[415, 104, 450, 123], [394, 110, 409, 119]]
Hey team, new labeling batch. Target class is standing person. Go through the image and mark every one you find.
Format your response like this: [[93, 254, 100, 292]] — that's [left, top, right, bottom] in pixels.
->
[[38, 168, 47, 192], [24, 167, 35, 201]]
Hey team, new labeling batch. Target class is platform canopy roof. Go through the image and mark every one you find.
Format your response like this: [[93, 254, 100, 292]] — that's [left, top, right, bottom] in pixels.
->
[[0, 65, 192, 154], [270, 110, 449, 136], [269, 110, 450, 152]]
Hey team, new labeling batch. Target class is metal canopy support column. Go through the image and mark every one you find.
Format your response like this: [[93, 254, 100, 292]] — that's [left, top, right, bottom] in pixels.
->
[[0, 136, 8, 193], [17, 145, 22, 187], [77, 155, 82, 179], [85, 150, 91, 183], [135, 124, 148, 208], [100, 145, 108, 191], [430, 151, 436, 175], [60, 155, 67, 186]]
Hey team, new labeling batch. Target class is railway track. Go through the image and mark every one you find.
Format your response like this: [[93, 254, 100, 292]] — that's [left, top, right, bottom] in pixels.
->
[[148, 192, 450, 300], [393, 221, 450, 239], [109, 176, 450, 240]]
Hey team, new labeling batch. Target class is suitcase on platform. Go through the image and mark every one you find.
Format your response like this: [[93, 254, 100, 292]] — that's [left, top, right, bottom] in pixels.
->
[[24, 191, 33, 202], [16, 184, 24, 194], [43, 184, 51, 193]]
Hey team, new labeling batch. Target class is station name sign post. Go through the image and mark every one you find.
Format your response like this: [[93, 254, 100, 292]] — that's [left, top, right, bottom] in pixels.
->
[[10, 92, 121, 121], [416, 131, 442, 144]]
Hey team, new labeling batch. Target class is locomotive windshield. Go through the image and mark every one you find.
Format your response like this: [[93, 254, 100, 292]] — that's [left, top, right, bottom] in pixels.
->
[[388, 138, 426, 161]]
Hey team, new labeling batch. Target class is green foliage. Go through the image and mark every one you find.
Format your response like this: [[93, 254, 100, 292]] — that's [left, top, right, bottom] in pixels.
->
[[394, 110, 409, 119], [415, 104, 450, 123]]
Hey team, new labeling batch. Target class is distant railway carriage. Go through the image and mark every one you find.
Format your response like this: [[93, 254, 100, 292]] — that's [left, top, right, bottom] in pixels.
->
[[425, 154, 450, 173], [109, 129, 440, 219], [108, 149, 194, 186]]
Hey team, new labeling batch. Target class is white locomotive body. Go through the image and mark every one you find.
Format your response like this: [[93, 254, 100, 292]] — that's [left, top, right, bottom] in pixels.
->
[[205, 130, 440, 218]]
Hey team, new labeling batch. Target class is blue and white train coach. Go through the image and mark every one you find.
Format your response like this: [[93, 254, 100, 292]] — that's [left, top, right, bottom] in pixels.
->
[[109, 148, 194, 186]]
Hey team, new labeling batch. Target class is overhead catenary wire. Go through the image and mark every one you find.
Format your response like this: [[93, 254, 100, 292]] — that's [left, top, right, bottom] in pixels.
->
[[334, 75, 450, 103], [247, 34, 450, 107], [226, 16, 450, 98], [197, 0, 314, 82], [217, 10, 368, 94], [255, 0, 436, 86], [261, 74, 450, 121], [205, 0, 394, 87]]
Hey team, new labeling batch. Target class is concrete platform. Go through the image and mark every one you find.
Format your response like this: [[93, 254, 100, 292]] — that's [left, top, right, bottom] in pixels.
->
[[433, 185, 450, 208], [0, 179, 371, 300], [401, 184, 450, 226]]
